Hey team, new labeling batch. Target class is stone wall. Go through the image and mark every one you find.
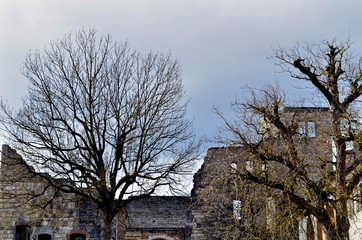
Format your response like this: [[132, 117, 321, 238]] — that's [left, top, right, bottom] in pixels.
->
[[190, 107, 358, 240], [0, 145, 194, 240], [124, 196, 193, 240], [0, 145, 114, 240], [2, 106, 360, 240], [190, 147, 248, 240], [0, 145, 75, 239]]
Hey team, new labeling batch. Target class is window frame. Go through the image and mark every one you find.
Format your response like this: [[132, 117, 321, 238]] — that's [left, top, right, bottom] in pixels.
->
[[233, 200, 242, 220], [298, 121, 316, 138]]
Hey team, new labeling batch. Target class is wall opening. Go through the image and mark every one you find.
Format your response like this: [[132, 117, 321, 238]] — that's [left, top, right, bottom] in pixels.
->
[[38, 234, 52, 240], [15, 225, 31, 240], [70, 233, 86, 240]]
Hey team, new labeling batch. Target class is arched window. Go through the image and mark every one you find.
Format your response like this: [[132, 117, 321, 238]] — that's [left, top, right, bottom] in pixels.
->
[[69, 233, 86, 240], [38, 234, 52, 240], [36, 227, 53, 240], [15, 225, 31, 240]]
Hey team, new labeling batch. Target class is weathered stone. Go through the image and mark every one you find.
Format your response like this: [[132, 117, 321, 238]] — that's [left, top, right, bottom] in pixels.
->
[[0, 145, 194, 240]]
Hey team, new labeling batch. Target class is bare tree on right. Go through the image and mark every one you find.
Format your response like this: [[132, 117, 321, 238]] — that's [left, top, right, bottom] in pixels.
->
[[211, 40, 362, 240]]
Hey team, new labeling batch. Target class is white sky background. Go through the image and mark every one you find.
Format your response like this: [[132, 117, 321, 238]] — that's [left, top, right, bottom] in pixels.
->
[[1, 0, 362, 149]]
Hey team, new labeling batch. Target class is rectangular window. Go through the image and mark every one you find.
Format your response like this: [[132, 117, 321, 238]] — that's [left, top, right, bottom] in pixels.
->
[[233, 200, 242, 219], [231, 163, 237, 173], [346, 141, 354, 151], [298, 121, 316, 138], [261, 163, 267, 172], [245, 160, 253, 172], [298, 122, 307, 136], [307, 122, 316, 137]]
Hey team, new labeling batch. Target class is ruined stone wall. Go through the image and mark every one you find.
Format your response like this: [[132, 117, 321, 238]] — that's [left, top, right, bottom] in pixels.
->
[[124, 196, 193, 240], [0, 145, 193, 240], [0, 145, 114, 240], [0, 145, 79, 239], [191, 147, 247, 240], [190, 107, 357, 240]]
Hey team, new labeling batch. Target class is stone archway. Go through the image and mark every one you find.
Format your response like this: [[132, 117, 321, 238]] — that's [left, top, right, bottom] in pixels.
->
[[66, 229, 89, 240], [69, 233, 86, 240], [36, 226, 53, 240]]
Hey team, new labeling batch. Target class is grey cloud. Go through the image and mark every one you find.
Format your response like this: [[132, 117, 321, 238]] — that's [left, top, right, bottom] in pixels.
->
[[1, 0, 362, 143]]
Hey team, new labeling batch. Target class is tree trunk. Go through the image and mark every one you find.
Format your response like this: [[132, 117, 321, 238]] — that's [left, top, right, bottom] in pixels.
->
[[329, 108, 350, 240], [102, 211, 114, 240]]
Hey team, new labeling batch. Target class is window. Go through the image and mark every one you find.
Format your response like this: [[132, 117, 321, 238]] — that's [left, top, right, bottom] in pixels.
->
[[68, 230, 87, 240], [15, 225, 31, 240], [261, 163, 267, 172], [346, 141, 354, 151], [331, 140, 337, 171], [245, 160, 253, 172], [231, 162, 237, 173], [36, 227, 52, 240], [307, 122, 316, 137], [233, 200, 242, 219], [298, 121, 316, 137]]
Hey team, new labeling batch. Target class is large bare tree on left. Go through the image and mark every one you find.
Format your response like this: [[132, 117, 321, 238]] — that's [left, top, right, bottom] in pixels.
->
[[0, 29, 200, 240]]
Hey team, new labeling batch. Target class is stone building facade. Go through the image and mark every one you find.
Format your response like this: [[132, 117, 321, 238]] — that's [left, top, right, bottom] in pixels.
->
[[0, 145, 193, 240], [190, 107, 362, 240], [0, 143, 233, 240], [0, 144, 111, 240], [191, 147, 241, 239], [3, 106, 362, 240], [190, 146, 278, 240]]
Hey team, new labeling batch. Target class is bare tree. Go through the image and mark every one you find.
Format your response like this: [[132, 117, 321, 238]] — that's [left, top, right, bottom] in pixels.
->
[[215, 40, 362, 240], [0, 29, 199, 240]]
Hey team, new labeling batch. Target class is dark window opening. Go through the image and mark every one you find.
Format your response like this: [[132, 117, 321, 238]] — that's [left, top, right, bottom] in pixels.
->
[[15, 225, 31, 240], [38, 234, 52, 240], [70, 233, 86, 240]]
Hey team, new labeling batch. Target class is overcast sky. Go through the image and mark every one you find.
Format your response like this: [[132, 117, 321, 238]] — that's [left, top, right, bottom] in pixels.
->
[[1, 0, 362, 147]]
